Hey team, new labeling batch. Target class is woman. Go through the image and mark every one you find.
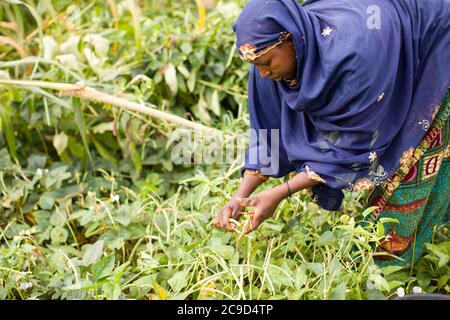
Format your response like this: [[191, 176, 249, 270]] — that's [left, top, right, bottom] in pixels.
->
[[212, 0, 450, 267]]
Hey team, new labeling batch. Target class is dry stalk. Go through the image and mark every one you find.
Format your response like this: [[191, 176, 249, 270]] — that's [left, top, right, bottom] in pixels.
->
[[0, 79, 218, 134]]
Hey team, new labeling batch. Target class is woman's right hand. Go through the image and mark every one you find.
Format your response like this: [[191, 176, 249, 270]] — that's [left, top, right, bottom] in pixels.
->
[[212, 198, 244, 232]]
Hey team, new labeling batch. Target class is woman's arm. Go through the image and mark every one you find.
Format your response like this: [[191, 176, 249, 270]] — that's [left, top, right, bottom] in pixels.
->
[[234, 170, 269, 199], [271, 171, 320, 202]]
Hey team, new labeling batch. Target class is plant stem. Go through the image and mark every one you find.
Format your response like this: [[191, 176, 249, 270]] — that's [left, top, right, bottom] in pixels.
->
[[0, 79, 218, 134]]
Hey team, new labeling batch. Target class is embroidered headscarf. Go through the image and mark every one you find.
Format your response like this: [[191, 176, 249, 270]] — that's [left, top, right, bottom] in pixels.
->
[[234, 0, 450, 210]]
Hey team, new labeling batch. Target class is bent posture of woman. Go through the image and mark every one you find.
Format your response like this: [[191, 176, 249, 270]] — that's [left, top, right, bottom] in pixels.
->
[[213, 0, 450, 266]]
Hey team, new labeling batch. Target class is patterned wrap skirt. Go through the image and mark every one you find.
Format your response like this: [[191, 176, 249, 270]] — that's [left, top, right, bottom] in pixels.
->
[[367, 89, 450, 267]]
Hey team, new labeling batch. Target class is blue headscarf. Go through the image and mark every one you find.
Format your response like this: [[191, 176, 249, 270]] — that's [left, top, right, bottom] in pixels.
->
[[234, 0, 450, 210]]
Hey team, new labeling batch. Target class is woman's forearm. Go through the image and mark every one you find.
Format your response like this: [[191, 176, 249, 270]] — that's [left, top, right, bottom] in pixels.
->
[[271, 171, 320, 201], [233, 172, 268, 199]]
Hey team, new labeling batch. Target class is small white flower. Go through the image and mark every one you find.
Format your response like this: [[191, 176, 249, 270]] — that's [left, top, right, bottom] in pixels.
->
[[369, 152, 378, 163], [321, 26, 333, 37], [412, 286, 422, 294], [377, 92, 385, 102], [396, 287, 405, 297], [35, 168, 43, 178], [111, 194, 120, 202], [19, 282, 33, 290], [349, 217, 355, 227]]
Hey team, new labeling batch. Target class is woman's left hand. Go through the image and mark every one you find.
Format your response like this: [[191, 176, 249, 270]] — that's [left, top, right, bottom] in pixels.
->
[[236, 189, 283, 234]]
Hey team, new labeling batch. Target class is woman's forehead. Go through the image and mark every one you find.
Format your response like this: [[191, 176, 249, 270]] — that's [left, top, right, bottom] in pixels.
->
[[252, 54, 270, 64], [252, 45, 285, 63]]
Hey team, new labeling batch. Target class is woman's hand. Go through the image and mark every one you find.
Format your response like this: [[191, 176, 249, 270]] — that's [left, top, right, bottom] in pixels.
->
[[212, 198, 244, 232], [236, 189, 284, 234]]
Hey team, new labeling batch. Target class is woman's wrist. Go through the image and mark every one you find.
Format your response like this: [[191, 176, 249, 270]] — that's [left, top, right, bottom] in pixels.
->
[[270, 183, 292, 202], [270, 172, 321, 202]]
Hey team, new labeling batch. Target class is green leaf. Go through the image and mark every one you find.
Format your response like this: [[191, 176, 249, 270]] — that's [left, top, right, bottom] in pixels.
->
[[376, 221, 385, 237], [177, 65, 190, 78], [60, 35, 80, 54], [64, 280, 95, 291], [192, 96, 211, 124], [437, 275, 449, 289], [102, 281, 121, 300], [329, 282, 346, 300], [82, 240, 104, 266], [417, 272, 432, 288], [113, 261, 131, 284], [381, 265, 404, 276], [167, 270, 188, 292], [0, 93, 16, 160], [26, 154, 47, 171], [294, 265, 307, 290], [209, 90, 221, 116], [91, 255, 115, 283], [388, 280, 404, 290], [49, 208, 68, 227], [53, 132, 69, 155], [39, 194, 55, 210], [164, 63, 178, 95], [50, 226, 68, 244], [72, 97, 93, 168], [92, 122, 114, 134], [68, 136, 85, 158], [378, 217, 400, 224], [370, 274, 390, 292], [42, 35, 58, 60], [366, 288, 385, 300], [129, 143, 142, 173], [84, 47, 103, 70], [56, 53, 83, 71], [328, 256, 341, 282], [317, 231, 336, 246], [306, 263, 323, 276], [209, 240, 234, 260], [93, 140, 118, 163], [362, 206, 379, 218], [269, 267, 293, 290], [180, 42, 192, 54], [187, 71, 196, 92], [0, 148, 13, 170]]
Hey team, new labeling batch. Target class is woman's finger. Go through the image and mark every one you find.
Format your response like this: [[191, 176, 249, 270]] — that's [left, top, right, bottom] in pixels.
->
[[231, 211, 242, 220], [212, 207, 227, 229], [218, 206, 236, 232], [231, 205, 243, 220], [244, 212, 262, 234], [212, 216, 221, 228]]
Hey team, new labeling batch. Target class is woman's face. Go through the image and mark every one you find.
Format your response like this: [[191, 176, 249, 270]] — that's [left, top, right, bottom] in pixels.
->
[[250, 40, 297, 81]]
